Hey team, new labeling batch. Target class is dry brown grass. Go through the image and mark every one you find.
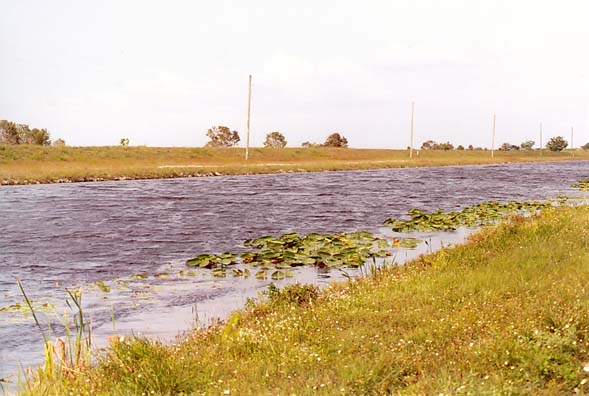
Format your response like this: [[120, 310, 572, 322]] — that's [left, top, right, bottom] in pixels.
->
[[1, 145, 587, 185]]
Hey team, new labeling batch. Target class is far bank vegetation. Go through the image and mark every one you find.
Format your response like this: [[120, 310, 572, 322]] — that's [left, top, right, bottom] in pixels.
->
[[0, 119, 64, 146]]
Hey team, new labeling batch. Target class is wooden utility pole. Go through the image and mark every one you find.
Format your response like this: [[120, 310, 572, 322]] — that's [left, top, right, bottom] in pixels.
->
[[409, 101, 415, 158], [245, 75, 252, 161], [539, 122, 543, 155], [491, 114, 496, 157]]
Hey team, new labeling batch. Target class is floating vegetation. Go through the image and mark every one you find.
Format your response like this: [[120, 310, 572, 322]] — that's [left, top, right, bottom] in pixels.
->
[[393, 238, 422, 249], [384, 201, 552, 232], [130, 274, 149, 280], [573, 179, 589, 191], [185, 201, 553, 279], [185, 231, 408, 276], [0, 302, 56, 315], [186, 253, 238, 269], [96, 281, 111, 293]]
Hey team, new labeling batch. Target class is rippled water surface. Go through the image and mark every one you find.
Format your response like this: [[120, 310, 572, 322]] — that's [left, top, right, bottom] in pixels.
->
[[1, 161, 588, 379]]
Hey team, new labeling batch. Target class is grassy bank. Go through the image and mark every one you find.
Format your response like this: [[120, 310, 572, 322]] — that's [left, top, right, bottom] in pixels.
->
[[1, 145, 587, 185], [21, 206, 589, 395]]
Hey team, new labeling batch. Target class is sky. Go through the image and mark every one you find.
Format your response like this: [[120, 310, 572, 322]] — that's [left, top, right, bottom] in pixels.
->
[[1, 0, 588, 149]]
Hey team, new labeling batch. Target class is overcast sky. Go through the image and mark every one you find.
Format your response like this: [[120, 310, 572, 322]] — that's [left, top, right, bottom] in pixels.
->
[[1, 1, 588, 148]]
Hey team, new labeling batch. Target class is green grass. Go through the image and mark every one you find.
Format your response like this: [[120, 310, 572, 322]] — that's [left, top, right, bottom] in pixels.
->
[[21, 206, 589, 395], [1, 145, 587, 185]]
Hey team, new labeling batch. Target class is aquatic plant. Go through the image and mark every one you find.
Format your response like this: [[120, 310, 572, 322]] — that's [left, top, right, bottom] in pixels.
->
[[384, 201, 552, 232], [185, 231, 415, 277], [573, 179, 589, 191], [16, 282, 93, 390]]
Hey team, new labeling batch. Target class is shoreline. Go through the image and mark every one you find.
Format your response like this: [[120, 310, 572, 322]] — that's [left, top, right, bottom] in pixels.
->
[[2, 155, 588, 187], [20, 206, 589, 394]]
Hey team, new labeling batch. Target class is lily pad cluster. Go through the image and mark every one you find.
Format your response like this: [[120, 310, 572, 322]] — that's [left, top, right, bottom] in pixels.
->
[[185, 231, 409, 278], [383, 201, 552, 232], [0, 302, 55, 314], [573, 179, 589, 191]]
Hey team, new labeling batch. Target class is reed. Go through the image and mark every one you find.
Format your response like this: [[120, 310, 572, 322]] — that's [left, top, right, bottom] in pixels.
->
[[16, 283, 92, 393]]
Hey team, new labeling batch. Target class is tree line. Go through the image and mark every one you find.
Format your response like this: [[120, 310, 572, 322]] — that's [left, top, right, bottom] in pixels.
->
[[204, 126, 349, 148], [0, 120, 65, 146], [421, 136, 583, 152]]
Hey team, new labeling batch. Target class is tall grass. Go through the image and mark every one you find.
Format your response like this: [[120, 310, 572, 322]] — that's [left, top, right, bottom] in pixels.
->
[[16, 283, 92, 393]]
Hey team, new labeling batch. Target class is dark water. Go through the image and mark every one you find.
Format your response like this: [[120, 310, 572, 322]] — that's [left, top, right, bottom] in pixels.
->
[[0, 161, 587, 379]]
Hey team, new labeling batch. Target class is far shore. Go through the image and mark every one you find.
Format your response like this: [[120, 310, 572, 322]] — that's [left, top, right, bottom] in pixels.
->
[[1, 146, 588, 186]]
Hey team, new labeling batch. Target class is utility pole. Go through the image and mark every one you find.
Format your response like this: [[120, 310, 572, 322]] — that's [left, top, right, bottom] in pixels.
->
[[539, 122, 543, 155], [245, 74, 252, 161], [571, 126, 574, 156], [491, 114, 496, 157], [409, 101, 415, 158]]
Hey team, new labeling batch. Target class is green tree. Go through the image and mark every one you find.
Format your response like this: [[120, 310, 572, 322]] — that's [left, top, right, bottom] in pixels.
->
[[264, 132, 287, 148], [436, 141, 454, 150], [30, 128, 51, 145], [0, 120, 20, 145], [520, 140, 535, 150], [581, 143, 589, 151], [323, 133, 348, 148], [546, 136, 568, 152], [120, 138, 130, 147], [1, 120, 51, 145], [499, 142, 519, 151], [205, 126, 240, 147]]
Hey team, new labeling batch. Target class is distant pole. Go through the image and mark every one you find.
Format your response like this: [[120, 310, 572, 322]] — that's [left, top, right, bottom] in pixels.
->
[[491, 114, 496, 157], [409, 101, 415, 158], [571, 126, 574, 156], [539, 122, 543, 155], [245, 75, 252, 161]]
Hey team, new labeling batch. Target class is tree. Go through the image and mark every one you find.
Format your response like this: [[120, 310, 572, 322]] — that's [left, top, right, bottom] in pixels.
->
[[520, 140, 535, 150], [456, 145, 465, 150], [499, 142, 519, 151], [120, 138, 130, 147], [29, 128, 51, 145], [205, 126, 240, 147], [581, 143, 589, 151], [437, 141, 454, 150], [0, 120, 20, 145], [263, 132, 287, 148], [323, 133, 348, 148], [546, 136, 568, 152], [0, 120, 52, 146], [467, 145, 474, 150], [420, 140, 454, 150], [53, 138, 66, 147], [421, 140, 436, 150]]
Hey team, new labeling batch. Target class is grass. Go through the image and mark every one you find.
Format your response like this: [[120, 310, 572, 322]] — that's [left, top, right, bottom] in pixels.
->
[[1, 145, 588, 185], [20, 206, 589, 395]]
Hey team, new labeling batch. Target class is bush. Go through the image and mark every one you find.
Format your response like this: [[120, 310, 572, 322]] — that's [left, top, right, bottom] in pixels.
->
[[205, 126, 240, 148], [499, 143, 520, 151], [323, 133, 349, 148], [546, 136, 568, 152], [263, 132, 287, 148]]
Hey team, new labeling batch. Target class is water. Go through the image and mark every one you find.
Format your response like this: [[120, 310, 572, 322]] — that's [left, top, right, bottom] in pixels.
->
[[0, 161, 587, 380]]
